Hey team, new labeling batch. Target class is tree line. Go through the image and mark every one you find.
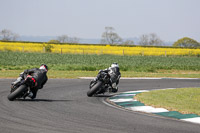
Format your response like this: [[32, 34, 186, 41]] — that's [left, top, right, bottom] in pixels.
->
[[0, 28, 200, 48]]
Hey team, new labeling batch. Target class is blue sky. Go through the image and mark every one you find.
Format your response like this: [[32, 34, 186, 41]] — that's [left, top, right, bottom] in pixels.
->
[[0, 0, 200, 42]]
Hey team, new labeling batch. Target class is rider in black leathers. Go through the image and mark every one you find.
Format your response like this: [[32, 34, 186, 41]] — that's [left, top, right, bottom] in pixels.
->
[[12, 64, 48, 99], [95, 63, 121, 93]]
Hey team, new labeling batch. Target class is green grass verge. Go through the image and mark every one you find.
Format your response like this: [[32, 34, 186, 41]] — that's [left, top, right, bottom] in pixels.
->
[[1, 70, 200, 78], [0, 70, 97, 79], [136, 88, 200, 115]]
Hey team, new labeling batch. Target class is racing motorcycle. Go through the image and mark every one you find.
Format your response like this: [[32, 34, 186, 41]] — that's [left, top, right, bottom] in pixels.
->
[[8, 75, 36, 101], [87, 69, 120, 97]]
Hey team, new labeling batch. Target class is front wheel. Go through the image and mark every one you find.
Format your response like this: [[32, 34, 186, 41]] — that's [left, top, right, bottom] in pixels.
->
[[87, 81, 103, 97], [7, 85, 28, 101]]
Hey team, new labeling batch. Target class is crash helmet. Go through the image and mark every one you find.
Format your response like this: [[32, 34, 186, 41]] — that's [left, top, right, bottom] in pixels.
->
[[111, 63, 119, 68], [40, 64, 48, 71]]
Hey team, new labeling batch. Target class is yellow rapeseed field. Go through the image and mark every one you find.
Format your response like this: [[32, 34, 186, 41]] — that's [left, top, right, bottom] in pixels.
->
[[0, 41, 200, 56]]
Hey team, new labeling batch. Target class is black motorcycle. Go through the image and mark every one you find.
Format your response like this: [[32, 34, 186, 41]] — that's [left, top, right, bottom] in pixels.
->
[[87, 69, 120, 97], [8, 75, 35, 101]]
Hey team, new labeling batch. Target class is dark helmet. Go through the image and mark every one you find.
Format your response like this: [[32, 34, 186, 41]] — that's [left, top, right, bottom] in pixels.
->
[[40, 64, 48, 71]]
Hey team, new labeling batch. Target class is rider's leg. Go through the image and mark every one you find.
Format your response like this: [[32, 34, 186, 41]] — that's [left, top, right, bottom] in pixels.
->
[[23, 88, 37, 99], [28, 88, 38, 99]]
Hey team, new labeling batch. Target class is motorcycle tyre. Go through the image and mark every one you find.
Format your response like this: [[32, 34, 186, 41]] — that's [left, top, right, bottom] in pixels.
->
[[7, 85, 28, 101], [87, 81, 102, 97]]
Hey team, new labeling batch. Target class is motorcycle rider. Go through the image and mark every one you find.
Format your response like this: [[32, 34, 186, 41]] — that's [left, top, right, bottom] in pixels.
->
[[11, 64, 48, 99], [94, 63, 121, 93]]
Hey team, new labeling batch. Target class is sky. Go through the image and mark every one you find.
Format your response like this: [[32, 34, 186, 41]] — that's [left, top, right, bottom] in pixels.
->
[[0, 0, 200, 42]]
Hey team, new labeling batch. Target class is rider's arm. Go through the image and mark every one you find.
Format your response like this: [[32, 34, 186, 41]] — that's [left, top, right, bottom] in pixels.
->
[[24, 68, 37, 75], [104, 69, 110, 73], [99, 68, 109, 74]]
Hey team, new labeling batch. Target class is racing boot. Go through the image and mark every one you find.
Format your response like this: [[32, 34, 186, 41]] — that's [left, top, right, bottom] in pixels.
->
[[27, 91, 33, 99], [112, 86, 118, 93], [23, 91, 33, 99]]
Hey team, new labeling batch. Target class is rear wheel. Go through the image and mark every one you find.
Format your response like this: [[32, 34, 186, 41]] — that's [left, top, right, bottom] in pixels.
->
[[87, 81, 103, 97], [7, 85, 28, 101]]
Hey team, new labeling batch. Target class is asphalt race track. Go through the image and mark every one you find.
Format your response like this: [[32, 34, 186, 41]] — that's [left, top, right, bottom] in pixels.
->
[[1, 78, 200, 133]]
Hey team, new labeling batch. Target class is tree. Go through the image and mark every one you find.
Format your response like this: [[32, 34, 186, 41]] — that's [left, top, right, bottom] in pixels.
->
[[139, 34, 149, 46], [43, 44, 54, 52], [122, 40, 134, 45], [139, 33, 163, 46], [149, 33, 163, 46], [48, 40, 61, 43], [101, 27, 122, 45], [0, 29, 19, 41], [57, 35, 69, 43], [173, 37, 200, 47], [67, 37, 79, 43], [57, 35, 79, 43]]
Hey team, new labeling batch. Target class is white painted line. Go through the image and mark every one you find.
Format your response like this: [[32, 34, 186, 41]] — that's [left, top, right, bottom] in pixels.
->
[[128, 106, 169, 113], [120, 78, 163, 79], [170, 78, 199, 79], [79, 77, 162, 80], [109, 98, 137, 103], [124, 90, 149, 93], [149, 88, 177, 91], [118, 94, 136, 96], [156, 88, 176, 90], [182, 117, 200, 124], [79, 77, 95, 79], [79, 77, 199, 80]]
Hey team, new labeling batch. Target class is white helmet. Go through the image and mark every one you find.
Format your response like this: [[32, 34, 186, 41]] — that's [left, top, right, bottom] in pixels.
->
[[111, 63, 119, 68]]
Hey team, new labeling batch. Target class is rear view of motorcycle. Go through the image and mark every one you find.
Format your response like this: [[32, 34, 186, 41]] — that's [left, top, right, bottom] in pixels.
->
[[87, 67, 121, 97], [8, 75, 36, 101]]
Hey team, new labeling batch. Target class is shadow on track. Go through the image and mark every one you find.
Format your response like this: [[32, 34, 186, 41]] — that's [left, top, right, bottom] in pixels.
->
[[14, 99, 72, 102], [94, 94, 113, 97]]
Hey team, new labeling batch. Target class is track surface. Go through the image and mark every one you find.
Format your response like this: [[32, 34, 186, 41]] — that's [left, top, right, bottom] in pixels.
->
[[1, 78, 200, 133]]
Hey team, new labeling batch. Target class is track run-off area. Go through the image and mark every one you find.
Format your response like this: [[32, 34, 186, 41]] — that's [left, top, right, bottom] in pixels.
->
[[0, 78, 200, 133]]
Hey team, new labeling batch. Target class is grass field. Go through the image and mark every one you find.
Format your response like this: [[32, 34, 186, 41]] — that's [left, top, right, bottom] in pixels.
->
[[136, 88, 200, 115], [1, 70, 200, 78], [1, 51, 200, 72]]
